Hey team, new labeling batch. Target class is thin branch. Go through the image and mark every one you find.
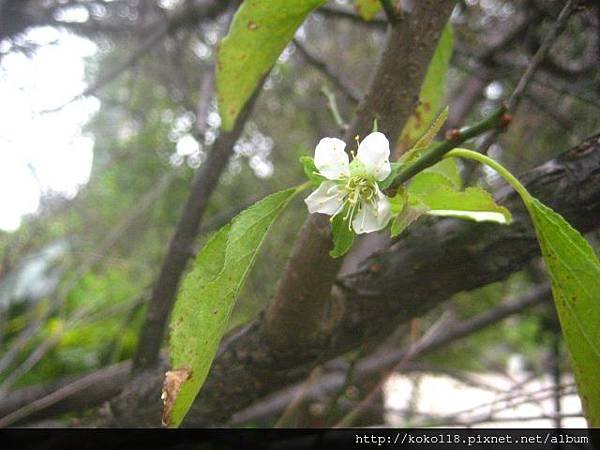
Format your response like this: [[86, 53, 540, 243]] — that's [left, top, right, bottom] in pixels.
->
[[320, 86, 348, 133], [389, 107, 508, 189], [407, 384, 578, 428], [0, 173, 175, 380], [229, 284, 550, 425], [0, 361, 130, 427], [477, 0, 578, 154], [293, 38, 361, 105], [507, 1, 578, 113], [131, 82, 263, 371], [334, 310, 456, 427], [273, 366, 322, 428], [41, 25, 169, 113], [40, 0, 230, 113]]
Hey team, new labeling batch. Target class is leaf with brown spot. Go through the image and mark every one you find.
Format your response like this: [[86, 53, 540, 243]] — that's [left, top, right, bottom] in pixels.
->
[[161, 367, 192, 427], [398, 24, 453, 154], [167, 187, 304, 426], [526, 198, 600, 426], [217, 0, 327, 130]]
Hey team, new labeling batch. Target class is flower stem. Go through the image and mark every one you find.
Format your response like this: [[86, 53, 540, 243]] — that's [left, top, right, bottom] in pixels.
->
[[388, 107, 507, 189], [443, 148, 532, 203]]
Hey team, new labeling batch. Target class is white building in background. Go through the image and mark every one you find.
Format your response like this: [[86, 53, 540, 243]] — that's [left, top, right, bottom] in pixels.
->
[[384, 365, 586, 428]]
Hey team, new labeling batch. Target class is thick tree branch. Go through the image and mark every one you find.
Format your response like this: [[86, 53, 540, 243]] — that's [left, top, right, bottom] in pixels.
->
[[132, 85, 260, 370], [293, 39, 361, 105], [230, 283, 551, 425], [260, 0, 456, 371], [0, 362, 130, 427]]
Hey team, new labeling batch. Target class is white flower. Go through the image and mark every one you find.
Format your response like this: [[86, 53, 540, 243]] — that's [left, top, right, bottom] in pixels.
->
[[304, 132, 392, 234]]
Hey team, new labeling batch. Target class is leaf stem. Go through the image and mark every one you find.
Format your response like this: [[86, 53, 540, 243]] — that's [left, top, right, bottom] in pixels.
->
[[443, 148, 532, 203], [389, 107, 506, 189]]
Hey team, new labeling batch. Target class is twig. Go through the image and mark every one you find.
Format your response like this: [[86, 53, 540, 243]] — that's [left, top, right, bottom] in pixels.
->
[[389, 107, 508, 189], [0, 173, 175, 383], [229, 284, 550, 425], [293, 38, 361, 105], [0, 361, 130, 427], [398, 408, 581, 428], [131, 81, 264, 371], [41, 25, 170, 114], [407, 384, 578, 428], [509, 2, 577, 112], [274, 366, 322, 427], [322, 350, 363, 421], [477, 0, 578, 154], [320, 86, 349, 133], [334, 310, 456, 427]]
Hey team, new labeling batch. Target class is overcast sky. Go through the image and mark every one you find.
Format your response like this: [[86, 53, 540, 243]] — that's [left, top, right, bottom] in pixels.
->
[[0, 27, 99, 232]]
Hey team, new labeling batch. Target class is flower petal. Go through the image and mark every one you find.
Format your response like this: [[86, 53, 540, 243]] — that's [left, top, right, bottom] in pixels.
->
[[305, 181, 345, 216], [356, 132, 391, 181], [314, 137, 350, 180], [351, 187, 392, 234]]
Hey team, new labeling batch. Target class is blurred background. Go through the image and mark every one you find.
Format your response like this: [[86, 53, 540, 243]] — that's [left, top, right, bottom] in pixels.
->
[[0, 0, 598, 427]]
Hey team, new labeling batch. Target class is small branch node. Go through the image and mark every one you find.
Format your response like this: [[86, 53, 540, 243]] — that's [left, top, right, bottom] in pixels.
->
[[444, 128, 462, 141]]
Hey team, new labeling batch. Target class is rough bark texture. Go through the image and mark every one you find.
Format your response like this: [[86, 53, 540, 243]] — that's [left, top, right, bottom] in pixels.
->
[[348, 1, 456, 141], [84, 134, 599, 427], [230, 284, 552, 425], [259, 0, 456, 380]]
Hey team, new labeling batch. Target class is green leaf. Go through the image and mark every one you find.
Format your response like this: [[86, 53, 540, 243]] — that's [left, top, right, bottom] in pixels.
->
[[405, 158, 510, 226], [354, 0, 382, 21], [526, 198, 600, 426], [419, 186, 512, 224], [398, 23, 453, 151], [217, 0, 327, 130], [400, 106, 449, 166], [390, 194, 428, 238], [408, 158, 462, 195], [299, 155, 325, 186], [388, 189, 406, 215], [411, 106, 449, 152], [443, 147, 600, 426], [330, 208, 355, 258], [165, 187, 302, 427]]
